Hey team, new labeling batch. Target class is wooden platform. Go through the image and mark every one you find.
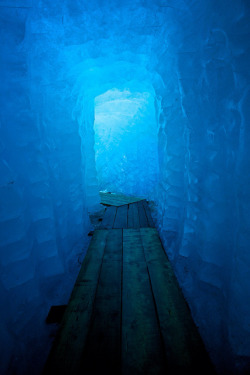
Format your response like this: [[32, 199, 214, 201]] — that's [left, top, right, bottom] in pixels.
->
[[100, 200, 154, 229], [100, 191, 144, 206], [43, 201, 216, 375]]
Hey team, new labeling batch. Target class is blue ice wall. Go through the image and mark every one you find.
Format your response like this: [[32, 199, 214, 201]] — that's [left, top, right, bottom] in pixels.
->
[[0, 1, 250, 374], [154, 2, 250, 373], [0, 3, 93, 373]]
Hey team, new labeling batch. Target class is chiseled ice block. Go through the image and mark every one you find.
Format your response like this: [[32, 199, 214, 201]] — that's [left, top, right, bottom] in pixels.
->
[[197, 261, 223, 289], [38, 255, 64, 278], [0, 216, 30, 247], [0, 186, 24, 222], [36, 239, 59, 261], [179, 237, 191, 258], [29, 199, 54, 222], [33, 218, 56, 244], [0, 160, 15, 186], [1, 259, 35, 289], [0, 237, 33, 266]]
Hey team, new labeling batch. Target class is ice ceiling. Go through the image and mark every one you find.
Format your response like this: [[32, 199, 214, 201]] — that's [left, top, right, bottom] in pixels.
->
[[0, 0, 250, 374]]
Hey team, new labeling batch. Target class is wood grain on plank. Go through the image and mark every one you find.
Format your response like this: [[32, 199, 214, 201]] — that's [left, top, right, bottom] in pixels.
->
[[140, 228, 216, 375], [122, 229, 166, 375], [79, 229, 123, 375], [100, 206, 117, 229], [138, 200, 149, 228], [142, 200, 154, 227], [44, 202, 215, 375], [113, 205, 128, 229], [100, 191, 144, 206], [43, 230, 108, 375], [127, 203, 140, 229]]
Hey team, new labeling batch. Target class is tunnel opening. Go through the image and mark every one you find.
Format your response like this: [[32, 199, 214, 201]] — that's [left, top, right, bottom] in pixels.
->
[[93, 88, 159, 199]]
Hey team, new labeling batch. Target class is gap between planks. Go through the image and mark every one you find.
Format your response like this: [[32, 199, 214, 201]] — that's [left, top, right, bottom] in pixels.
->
[[100, 200, 154, 229]]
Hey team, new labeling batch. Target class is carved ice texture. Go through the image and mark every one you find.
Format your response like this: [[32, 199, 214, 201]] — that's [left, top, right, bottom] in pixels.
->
[[0, 1, 249, 374]]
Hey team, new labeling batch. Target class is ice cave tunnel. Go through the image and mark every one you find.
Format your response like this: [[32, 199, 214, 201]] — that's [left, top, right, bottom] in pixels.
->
[[0, 1, 250, 374]]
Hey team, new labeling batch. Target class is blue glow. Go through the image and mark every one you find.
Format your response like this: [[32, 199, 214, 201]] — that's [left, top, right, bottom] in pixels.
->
[[94, 89, 158, 197], [0, 1, 250, 374]]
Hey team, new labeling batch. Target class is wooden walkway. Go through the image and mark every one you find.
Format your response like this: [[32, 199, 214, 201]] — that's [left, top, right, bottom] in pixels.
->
[[43, 199, 216, 375], [100, 200, 154, 229], [99, 191, 144, 206]]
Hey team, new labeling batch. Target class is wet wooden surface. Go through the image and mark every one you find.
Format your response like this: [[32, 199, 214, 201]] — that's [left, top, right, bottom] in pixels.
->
[[44, 201, 216, 375], [99, 191, 144, 206], [100, 200, 154, 229]]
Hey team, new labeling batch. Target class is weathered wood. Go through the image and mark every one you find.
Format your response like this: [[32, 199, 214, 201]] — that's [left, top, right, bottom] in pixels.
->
[[100, 191, 144, 206], [137, 200, 149, 228], [113, 205, 128, 229], [140, 228, 216, 375], [100, 206, 117, 229], [43, 230, 108, 375], [142, 200, 154, 227], [127, 202, 140, 229], [122, 229, 166, 375], [44, 201, 215, 375], [79, 229, 123, 375]]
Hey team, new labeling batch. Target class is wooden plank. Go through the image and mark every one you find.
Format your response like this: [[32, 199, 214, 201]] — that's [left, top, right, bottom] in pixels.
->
[[79, 229, 123, 375], [100, 191, 144, 206], [122, 229, 166, 375], [137, 200, 149, 228], [127, 202, 140, 229], [113, 205, 128, 229], [100, 206, 117, 229], [43, 230, 108, 375], [140, 228, 216, 375], [142, 200, 154, 227]]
